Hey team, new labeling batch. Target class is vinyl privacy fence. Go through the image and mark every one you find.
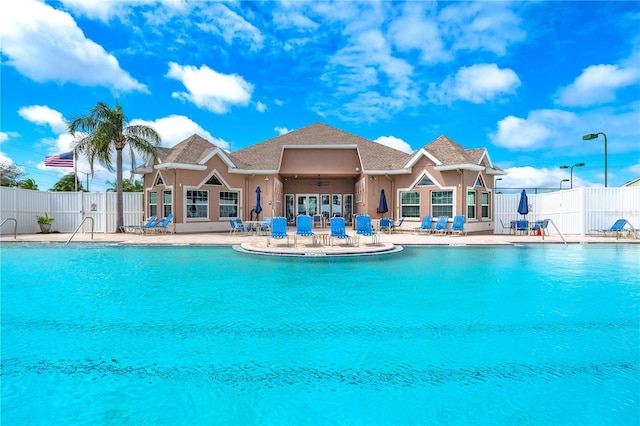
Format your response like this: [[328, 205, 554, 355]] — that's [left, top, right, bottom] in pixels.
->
[[1, 187, 143, 234], [1, 186, 638, 235], [494, 186, 640, 235]]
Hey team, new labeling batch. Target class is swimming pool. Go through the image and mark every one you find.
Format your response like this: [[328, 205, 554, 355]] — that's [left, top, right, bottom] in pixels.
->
[[2, 244, 638, 425]]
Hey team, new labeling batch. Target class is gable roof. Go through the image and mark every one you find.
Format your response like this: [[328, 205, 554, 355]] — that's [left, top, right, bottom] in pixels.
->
[[158, 134, 217, 164], [229, 122, 411, 172], [146, 123, 503, 175]]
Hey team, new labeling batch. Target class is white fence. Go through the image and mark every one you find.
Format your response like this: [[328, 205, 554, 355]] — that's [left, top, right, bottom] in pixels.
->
[[494, 186, 640, 235], [2, 186, 638, 235], [1, 187, 143, 234]]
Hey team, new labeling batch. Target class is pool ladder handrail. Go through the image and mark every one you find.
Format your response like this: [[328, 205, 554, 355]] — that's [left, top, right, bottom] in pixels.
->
[[541, 218, 567, 246], [66, 216, 94, 245], [0, 218, 17, 239]]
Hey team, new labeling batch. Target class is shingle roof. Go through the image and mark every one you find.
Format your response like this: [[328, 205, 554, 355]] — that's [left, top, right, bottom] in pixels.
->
[[157, 124, 500, 173], [229, 122, 411, 171], [158, 134, 217, 164], [423, 135, 485, 166]]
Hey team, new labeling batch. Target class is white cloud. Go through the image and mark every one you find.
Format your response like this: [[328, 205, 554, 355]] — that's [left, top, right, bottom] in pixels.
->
[[388, 2, 450, 64], [555, 64, 640, 107], [196, 3, 264, 51], [18, 105, 68, 134], [256, 101, 267, 113], [374, 136, 413, 154], [500, 166, 582, 190], [166, 62, 253, 114], [130, 115, 229, 150], [0, 0, 147, 93], [440, 2, 525, 56], [274, 127, 291, 135], [59, 0, 127, 22], [429, 64, 520, 104], [491, 109, 578, 151], [0, 131, 19, 144]]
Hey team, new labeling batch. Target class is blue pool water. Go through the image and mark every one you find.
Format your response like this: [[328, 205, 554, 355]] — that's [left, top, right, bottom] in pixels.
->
[[1, 244, 639, 425]]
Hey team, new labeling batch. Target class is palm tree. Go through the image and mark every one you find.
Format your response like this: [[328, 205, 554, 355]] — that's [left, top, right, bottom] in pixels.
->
[[19, 178, 39, 190], [68, 102, 160, 232]]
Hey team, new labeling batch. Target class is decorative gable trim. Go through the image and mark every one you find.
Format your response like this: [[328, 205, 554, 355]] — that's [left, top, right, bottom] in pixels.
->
[[405, 148, 442, 168]]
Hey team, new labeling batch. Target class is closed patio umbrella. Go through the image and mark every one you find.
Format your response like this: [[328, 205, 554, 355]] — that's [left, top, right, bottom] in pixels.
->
[[517, 189, 529, 217], [378, 189, 388, 217], [254, 186, 263, 219]]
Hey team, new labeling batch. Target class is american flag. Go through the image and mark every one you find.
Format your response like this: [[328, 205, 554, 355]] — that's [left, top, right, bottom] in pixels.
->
[[44, 152, 74, 168]]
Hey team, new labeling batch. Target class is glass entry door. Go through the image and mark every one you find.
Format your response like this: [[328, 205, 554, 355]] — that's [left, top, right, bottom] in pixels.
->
[[296, 195, 319, 216]]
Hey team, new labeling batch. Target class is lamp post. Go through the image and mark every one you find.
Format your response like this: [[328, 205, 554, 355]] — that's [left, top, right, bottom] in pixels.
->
[[582, 132, 607, 187], [559, 162, 585, 189], [495, 177, 502, 193], [560, 179, 570, 190]]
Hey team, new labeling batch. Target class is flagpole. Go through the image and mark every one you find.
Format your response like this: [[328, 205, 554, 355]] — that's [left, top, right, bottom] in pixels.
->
[[74, 151, 78, 192]]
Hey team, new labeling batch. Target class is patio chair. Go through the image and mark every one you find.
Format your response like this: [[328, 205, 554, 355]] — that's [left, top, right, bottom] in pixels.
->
[[259, 217, 272, 235], [236, 218, 251, 234], [313, 214, 322, 228], [413, 216, 433, 233], [267, 217, 289, 246], [448, 215, 467, 236], [516, 220, 529, 235], [121, 216, 157, 233], [294, 215, 316, 247], [432, 216, 449, 235], [330, 216, 356, 246], [229, 218, 245, 235], [355, 215, 379, 245], [389, 218, 404, 233], [379, 217, 393, 234], [144, 214, 173, 234], [530, 219, 549, 236]]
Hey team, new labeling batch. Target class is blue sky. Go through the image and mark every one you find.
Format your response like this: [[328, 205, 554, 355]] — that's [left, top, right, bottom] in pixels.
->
[[1, 0, 639, 192]]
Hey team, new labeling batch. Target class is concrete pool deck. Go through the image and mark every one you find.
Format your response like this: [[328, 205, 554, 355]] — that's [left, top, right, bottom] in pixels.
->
[[2, 229, 638, 256]]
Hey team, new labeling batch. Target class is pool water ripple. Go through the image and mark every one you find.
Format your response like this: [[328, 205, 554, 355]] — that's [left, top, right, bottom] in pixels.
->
[[2, 244, 638, 425]]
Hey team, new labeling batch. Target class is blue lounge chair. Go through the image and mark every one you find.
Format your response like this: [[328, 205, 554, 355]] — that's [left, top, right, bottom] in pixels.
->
[[591, 219, 629, 236], [448, 215, 466, 236], [294, 215, 316, 247], [413, 215, 433, 233], [330, 217, 356, 246], [355, 215, 379, 245], [432, 216, 449, 235], [145, 214, 173, 234], [267, 217, 289, 246], [121, 215, 157, 233]]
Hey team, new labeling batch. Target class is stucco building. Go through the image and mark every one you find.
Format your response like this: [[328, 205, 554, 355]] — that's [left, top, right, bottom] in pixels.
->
[[136, 123, 505, 234]]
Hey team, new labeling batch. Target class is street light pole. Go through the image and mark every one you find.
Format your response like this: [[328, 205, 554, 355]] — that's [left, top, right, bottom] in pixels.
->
[[560, 179, 570, 190], [559, 162, 585, 189], [582, 132, 607, 187]]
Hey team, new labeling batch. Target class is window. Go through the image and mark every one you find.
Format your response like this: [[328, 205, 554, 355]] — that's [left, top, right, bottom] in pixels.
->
[[481, 192, 490, 218], [431, 191, 453, 218], [400, 191, 420, 218], [155, 175, 164, 186], [475, 175, 484, 187], [332, 194, 342, 216], [467, 191, 476, 219], [219, 191, 238, 218], [205, 174, 223, 186], [148, 191, 157, 217], [163, 190, 172, 217], [187, 190, 208, 219], [417, 175, 435, 186]]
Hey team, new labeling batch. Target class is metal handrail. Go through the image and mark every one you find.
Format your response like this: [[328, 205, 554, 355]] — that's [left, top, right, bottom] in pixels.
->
[[542, 218, 567, 245], [0, 218, 17, 239], [66, 216, 94, 245]]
